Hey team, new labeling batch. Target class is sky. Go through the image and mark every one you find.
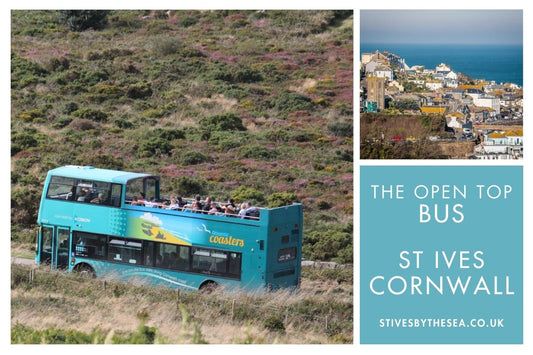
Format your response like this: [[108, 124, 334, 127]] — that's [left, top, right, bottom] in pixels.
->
[[360, 10, 523, 45]]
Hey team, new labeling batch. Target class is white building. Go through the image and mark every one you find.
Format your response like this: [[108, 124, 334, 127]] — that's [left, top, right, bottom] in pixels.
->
[[365, 60, 379, 73], [476, 130, 523, 159], [374, 67, 394, 81], [436, 63, 451, 72], [425, 80, 444, 91], [361, 52, 373, 65], [473, 96, 500, 115]]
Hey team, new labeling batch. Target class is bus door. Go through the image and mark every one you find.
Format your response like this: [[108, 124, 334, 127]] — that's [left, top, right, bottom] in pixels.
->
[[39, 225, 70, 269], [54, 227, 71, 269], [39, 225, 54, 265]]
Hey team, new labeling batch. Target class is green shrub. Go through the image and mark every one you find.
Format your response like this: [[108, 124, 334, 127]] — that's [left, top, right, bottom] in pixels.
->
[[317, 200, 331, 210], [80, 154, 124, 170], [127, 82, 153, 99], [180, 151, 210, 165], [17, 108, 45, 122], [80, 69, 109, 86], [152, 128, 185, 141], [137, 137, 173, 157], [208, 131, 244, 150], [267, 192, 298, 208], [118, 323, 157, 344], [179, 47, 205, 58], [170, 176, 207, 197], [11, 323, 96, 344], [212, 67, 263, 84], [238, 145, 275, 160], [274, 92, 313, 117], [11, 53, 47, 88], [58, 10, 109, 31], [327, 121, 353, 137], [11, 187, 40, 227], [179, 16, 198, 27], [114, 118, 135, 129], [11, 132, 39, 155], [88, 83, 123, 99], [72, 107, 108, 122], [233, 68, 263, 83], [263, 315, 285, 333], [199, 113, 246, 140], [291, 130, 321, 142], [304, 224, 352, 263], [264, 129, 290, 143], [63, 101, 79, 114], [151, 36, 183, 56], [231, 186, 265, 204]]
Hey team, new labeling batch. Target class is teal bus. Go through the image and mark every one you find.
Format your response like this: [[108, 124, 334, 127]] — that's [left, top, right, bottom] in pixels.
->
[[35, 165, 303, 292]]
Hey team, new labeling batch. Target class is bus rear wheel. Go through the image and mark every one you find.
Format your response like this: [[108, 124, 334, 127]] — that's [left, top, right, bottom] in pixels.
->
[[74, 263, 95, 278], [199, 281, 218, 293]]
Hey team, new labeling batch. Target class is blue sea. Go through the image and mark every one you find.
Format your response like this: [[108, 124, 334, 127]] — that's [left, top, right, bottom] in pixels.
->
[[361, 43, 523, 86]]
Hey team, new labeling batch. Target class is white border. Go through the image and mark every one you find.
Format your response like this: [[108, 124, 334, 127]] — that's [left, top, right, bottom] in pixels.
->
[[4, 1, 531, 354]]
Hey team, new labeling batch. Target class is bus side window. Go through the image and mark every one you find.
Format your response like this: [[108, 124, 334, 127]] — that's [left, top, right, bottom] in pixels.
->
[[74, 232, 107, 259], [228, 253, 241, 276], [108, 238, 141, 264], [143, 241, 154, 267], [110, 184, 122, 207], [46, 176, 75, 200], [177, 245, 190, 271]]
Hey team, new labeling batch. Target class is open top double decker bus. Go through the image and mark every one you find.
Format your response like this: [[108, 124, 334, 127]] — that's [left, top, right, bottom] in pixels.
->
[[35, 165, 303, 292]]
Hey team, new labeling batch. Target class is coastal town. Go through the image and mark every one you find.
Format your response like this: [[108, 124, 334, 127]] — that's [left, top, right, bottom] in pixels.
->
[[360, 50, 523, 159]]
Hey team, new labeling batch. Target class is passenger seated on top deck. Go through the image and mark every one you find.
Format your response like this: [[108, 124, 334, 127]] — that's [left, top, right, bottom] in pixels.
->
[[195, 194, 204, 209], [246, 205, 260, 218], [130, 196, 141, 206], [176, 196, 187, 209], [139, 192, 148, 204], [239, 202, 259, 219], [224, 203, 236, 216], [145, 197, 157, 207], [238, 202, 248, 218], [168, 198, 180, 210], [191, 200, 202, 213], [208, 202, 220, 215], [202, 197, 213, 213]]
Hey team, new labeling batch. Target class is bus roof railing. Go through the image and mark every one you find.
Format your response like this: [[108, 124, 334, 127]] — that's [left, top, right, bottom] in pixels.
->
[[125, 196, 263, 220]]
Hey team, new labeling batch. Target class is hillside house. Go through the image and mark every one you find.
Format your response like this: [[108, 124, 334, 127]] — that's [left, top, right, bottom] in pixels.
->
[[473, 96, 500, 117], [470, 106, 491, 123], [426, 80, 444, 91], [374, 66, 394, 81], [446, 112, 466, 129], [476, 130, 523, 159]]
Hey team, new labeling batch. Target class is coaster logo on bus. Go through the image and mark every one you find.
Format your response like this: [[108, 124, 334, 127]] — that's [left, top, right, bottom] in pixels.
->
[[209, 235, 244, 247]]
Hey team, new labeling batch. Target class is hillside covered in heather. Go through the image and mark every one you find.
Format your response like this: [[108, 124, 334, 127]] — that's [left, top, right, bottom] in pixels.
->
[[11, 10, 353, 263]]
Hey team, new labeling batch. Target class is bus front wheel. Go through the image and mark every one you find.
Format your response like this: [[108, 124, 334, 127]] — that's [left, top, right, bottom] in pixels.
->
[[74, 263, 95, 278]]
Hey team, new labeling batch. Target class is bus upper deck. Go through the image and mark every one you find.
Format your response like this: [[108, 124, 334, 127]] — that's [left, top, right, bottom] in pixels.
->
[[43, 165, 260, 219]]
